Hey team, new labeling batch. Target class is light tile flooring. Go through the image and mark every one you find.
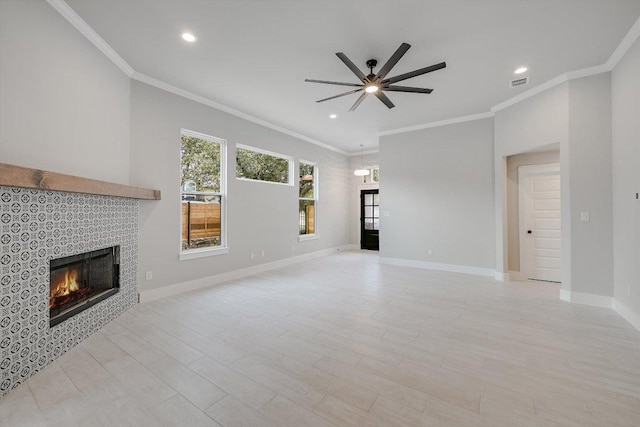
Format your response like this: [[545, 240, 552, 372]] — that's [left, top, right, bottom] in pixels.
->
[[1, 251, 639, 426]]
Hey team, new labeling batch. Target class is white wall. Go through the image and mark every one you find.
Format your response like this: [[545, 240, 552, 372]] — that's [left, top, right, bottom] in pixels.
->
[[0, 0, 130, 184], [379, 118, 496, 269], [129, 81, 350, 292], [494, 83, 570, 283], [567, 73, 614, 296], [506, 150, 560, 272], [611, 38, 640, 315], [494, 73, 615, 298]]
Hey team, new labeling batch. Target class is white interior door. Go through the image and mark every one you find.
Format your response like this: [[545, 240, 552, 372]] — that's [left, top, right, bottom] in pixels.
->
[[519, 164, 561, 282]]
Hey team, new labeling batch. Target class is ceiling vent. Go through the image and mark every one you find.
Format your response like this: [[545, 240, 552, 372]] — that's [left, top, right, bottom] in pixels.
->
[[510, 76, 529, 88]]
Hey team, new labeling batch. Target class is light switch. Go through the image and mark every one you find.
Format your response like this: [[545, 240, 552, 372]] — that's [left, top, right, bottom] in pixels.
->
[[580, 212, 590, 222]]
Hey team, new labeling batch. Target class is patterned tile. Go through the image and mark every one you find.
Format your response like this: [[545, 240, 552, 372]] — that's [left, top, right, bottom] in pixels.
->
[[0, 186, 138, 396]]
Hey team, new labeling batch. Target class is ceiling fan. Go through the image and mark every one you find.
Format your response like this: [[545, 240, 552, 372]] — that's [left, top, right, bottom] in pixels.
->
[[305, 43, 446, 111]]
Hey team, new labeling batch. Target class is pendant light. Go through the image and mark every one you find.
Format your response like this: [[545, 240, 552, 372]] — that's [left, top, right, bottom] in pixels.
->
[[353, 144, 369, 176]]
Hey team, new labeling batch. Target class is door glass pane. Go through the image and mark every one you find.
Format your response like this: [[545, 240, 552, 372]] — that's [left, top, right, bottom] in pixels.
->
[[373, 219, 379, 230], [364, 206, 373, 217], [373, 206, 379, 218], [373, 193, 379, 204], [364, 219, 373, 230], [364, 193, 373, 205]]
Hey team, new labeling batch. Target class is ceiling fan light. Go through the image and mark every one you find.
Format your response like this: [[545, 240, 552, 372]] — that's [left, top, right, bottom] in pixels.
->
[[365, 85, 379, 93], [354, 169, 369, 176]]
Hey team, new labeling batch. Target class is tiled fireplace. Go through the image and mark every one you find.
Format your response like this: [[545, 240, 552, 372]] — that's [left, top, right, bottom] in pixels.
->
[[0, 186, 138, 396]]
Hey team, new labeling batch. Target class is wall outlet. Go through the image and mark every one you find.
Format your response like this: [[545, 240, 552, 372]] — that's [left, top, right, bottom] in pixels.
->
[[145, 271, 152, 281], [292, 245, 295, 252], [628, 286, 631, 295], [261, 250, 265, 258], [250, 253, 255, 260], [427, 249, 433, 256], [580, 212, 590, 222]]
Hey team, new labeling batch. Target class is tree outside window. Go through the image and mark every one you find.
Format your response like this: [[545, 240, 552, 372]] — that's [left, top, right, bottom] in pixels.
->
[[299, 161, 317, 236], [236, 145, 292, 184]]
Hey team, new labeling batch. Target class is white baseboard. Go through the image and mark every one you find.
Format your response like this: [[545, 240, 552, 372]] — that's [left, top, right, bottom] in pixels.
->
[[139, 244, 357, 302], [494, 271, 510, 281], [559, 289, 613, 308], [613, 300, 640, 331], [379, 257, 495, 278]]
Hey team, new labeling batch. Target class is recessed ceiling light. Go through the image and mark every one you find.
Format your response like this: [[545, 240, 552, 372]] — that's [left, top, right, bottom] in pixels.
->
[[365, 85, 379, 93], [329, 114, 337, 119], [514, 67, 528, 74], [181, 32, 197, 43]]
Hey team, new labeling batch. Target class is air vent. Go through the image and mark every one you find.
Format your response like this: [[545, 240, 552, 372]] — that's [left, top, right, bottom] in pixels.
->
[[510, 76, 529, 88]]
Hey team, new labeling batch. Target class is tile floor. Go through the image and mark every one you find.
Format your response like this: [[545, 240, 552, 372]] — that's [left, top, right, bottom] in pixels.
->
[[1, 251, 638, 426]]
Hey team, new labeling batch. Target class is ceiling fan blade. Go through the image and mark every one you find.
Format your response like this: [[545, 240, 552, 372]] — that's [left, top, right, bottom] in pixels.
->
[[382, 62, 446, 85], [383, 85, 433, 94], [375, 42, 411, 81], [316, 88, 363, 103], [305, 79, 363, 88], [336, 52, 367, 82], [348, 92, 368, 111], [375, 92, 395, 109]]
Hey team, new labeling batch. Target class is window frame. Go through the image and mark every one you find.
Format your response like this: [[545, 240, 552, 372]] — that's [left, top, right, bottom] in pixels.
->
[[235, 144, 294, 186], [179, 129, 228, 261], [298, 159, 318, 241], [363, 166, 379, 184]]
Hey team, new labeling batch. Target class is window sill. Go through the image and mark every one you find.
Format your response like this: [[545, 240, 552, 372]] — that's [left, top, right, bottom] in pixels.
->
[[298, 234, 319, 242], [179, 246, 229, 261]]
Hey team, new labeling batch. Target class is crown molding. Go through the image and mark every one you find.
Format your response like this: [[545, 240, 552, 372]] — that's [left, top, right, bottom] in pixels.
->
[[346, 148, 379, 157], [378, 112, 494, 137], [489, 63, 612, 113], [131, 73, 347, 156], [374, 14, 639, 139], [47, 1, 640, 152], [606, 15, 640, 70], [46, 0, 347, 157], [492, 17, 640, 114], [46, 0, 135, 77], [490, 73, 568, 113]]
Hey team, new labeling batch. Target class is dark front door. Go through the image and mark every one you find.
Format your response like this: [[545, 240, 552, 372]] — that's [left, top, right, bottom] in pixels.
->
[[360, 189, 379, 250]]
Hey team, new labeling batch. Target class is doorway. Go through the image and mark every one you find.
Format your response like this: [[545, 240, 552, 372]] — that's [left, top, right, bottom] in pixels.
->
[[360, 189, 379, 250], [518, 163, 561, 282]]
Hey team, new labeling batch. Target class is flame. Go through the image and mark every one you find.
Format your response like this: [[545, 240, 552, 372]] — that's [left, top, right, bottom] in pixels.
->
[[51, 269, 80, 300]]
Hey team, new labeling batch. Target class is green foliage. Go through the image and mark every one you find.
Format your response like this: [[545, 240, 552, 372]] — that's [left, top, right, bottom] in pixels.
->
[[299, 163, 314, 198], [236, 148, 289, 183], [181, 136, 221, 192]]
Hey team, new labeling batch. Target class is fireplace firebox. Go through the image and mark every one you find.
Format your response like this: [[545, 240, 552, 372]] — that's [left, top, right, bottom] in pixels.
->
[[49, 246, 120, 327]]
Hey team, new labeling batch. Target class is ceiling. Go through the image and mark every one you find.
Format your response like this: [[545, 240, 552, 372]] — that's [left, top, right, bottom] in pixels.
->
[[65, 0, 640, 153]]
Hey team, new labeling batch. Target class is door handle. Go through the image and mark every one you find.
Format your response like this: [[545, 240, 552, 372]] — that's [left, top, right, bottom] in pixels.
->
[[527, 230, 532, 234]]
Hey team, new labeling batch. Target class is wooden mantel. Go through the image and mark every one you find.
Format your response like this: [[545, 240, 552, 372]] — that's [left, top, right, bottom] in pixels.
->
[[0, 163, 161, 200]]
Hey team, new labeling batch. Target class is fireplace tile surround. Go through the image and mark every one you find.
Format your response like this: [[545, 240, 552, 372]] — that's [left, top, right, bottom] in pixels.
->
[[0, 186, 138, 396]]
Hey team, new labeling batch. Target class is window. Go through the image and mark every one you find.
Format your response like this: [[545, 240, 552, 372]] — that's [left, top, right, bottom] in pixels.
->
[[236, 144, 293, 185], [180, 130, 227, 258], [299, 161, 317, 238], [363, 167, 379, 184]]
